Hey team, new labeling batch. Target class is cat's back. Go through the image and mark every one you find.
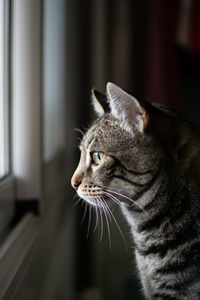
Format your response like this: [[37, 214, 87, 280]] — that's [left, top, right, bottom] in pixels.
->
[[152, 102, 200, 180]]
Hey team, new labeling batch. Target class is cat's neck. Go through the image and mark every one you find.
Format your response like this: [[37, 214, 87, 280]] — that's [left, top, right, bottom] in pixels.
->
[[121, 165, 198, 239], [121, 166, 169, 229]]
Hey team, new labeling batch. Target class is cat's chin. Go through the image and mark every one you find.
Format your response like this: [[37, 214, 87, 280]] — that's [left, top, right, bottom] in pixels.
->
[[77, 190, 97, 207]]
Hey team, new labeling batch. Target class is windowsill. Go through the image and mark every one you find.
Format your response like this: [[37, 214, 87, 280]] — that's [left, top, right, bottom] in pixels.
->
[[0, 151, 70, 299], [0, 213, 39, 299], [0, 175, 15, 239]]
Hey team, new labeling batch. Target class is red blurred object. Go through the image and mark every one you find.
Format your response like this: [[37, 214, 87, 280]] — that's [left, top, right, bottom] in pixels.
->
[[191, 0, 200, 55], [191, 0, 200, 73], [144, 0, 179, 108]]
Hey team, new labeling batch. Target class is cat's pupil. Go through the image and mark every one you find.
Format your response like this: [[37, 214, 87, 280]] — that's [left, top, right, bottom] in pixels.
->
[[92, 152, 103, 165]]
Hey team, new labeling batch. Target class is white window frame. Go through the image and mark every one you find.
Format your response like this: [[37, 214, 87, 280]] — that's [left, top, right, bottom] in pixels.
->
[[12, 0, 42, 201], [0, 0, 43, 294], [0, 0, 10, 179], [0, 0, 42, 234], [0, 1, 71, 298], [0, 0, 15, 233]]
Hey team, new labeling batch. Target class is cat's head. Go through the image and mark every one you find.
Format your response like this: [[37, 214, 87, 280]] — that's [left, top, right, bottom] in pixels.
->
[[71, 83, 190, 209]]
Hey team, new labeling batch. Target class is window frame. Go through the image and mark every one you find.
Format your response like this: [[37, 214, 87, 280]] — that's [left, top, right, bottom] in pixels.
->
[[0, 1, 72, 298], [0, 0, 10, 180], [0, 0, 43, 234], [12, 0, 42, 201], [0, 0, 15, 235]]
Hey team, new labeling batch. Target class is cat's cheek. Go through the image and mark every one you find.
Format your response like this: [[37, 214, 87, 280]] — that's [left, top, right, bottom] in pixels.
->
[[108, 181, 135, 202]]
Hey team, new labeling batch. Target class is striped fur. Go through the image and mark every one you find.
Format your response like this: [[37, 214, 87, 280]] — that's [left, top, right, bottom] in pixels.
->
[[71, 83, 200, 299]]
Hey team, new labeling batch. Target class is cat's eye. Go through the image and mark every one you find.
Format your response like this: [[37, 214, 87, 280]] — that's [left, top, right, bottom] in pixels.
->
[[91, 152, 104, 165]]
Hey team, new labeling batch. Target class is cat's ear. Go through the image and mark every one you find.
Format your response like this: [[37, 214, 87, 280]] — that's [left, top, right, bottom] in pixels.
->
[[106, 82, 148, 133], [91, 88, 110, 117]]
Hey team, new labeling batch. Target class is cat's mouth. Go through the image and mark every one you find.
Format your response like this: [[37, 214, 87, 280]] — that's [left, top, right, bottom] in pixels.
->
[[77, 185, 142, 211], [77, 189, 115, 208]]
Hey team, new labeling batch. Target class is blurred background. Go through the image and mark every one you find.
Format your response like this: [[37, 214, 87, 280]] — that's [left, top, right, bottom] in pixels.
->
[[0, 0, 200, 299], [67, 1, 200, 298]]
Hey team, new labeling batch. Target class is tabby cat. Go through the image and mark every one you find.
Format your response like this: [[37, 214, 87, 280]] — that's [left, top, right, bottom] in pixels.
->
[[71, 82, 200, 300]]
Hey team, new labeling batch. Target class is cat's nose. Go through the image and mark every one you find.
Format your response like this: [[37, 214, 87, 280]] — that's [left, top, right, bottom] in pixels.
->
[[71, 177, 81, 190]]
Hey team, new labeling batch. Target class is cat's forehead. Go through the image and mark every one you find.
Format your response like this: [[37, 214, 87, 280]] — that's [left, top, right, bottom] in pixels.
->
[[80, 117, 114, 149], [80, 115, 136, 152]]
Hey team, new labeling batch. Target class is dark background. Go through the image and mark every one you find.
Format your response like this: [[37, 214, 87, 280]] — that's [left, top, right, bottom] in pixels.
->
[[67, 0, 200, 299]]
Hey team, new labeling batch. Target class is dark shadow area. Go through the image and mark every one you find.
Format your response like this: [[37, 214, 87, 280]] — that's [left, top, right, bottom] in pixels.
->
[[67, 1, 200, 300]]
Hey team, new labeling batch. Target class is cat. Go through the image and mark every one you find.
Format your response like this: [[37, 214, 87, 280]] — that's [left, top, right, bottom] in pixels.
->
[[71, 82, 200, 300]]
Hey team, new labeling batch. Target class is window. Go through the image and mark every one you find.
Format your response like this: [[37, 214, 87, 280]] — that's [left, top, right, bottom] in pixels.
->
[[0, 1, 73, 298], [43, 0, 67, 162], [0, 0, 10, 179], [0, 0, 14, 236]]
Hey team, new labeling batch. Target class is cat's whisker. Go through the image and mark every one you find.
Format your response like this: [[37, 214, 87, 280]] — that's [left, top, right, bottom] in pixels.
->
[[73, 196, 82, 208], [104, 191, 122, 207], [102, 197, 128, 250], [105, 188, 147, 214], [73, 194, 78, 200], [93, 201, 99, 233], [74, 128, 85, 136], [100, 198, 112, 223], [98, 196, 112, 250], [103, 201, 112, 223], [98, 200, 104, 241], [87, 205, 92, 238], [96, 198, 104, 242], [81, 202, 88, 226]]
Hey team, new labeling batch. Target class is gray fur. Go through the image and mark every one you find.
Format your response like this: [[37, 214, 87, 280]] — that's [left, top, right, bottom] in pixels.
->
[[71, 83, 200, 300]]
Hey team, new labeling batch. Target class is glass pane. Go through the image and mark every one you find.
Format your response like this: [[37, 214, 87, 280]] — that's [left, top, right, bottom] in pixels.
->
[[43, 0, 67, 162], [0, 0, 10, 179]]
